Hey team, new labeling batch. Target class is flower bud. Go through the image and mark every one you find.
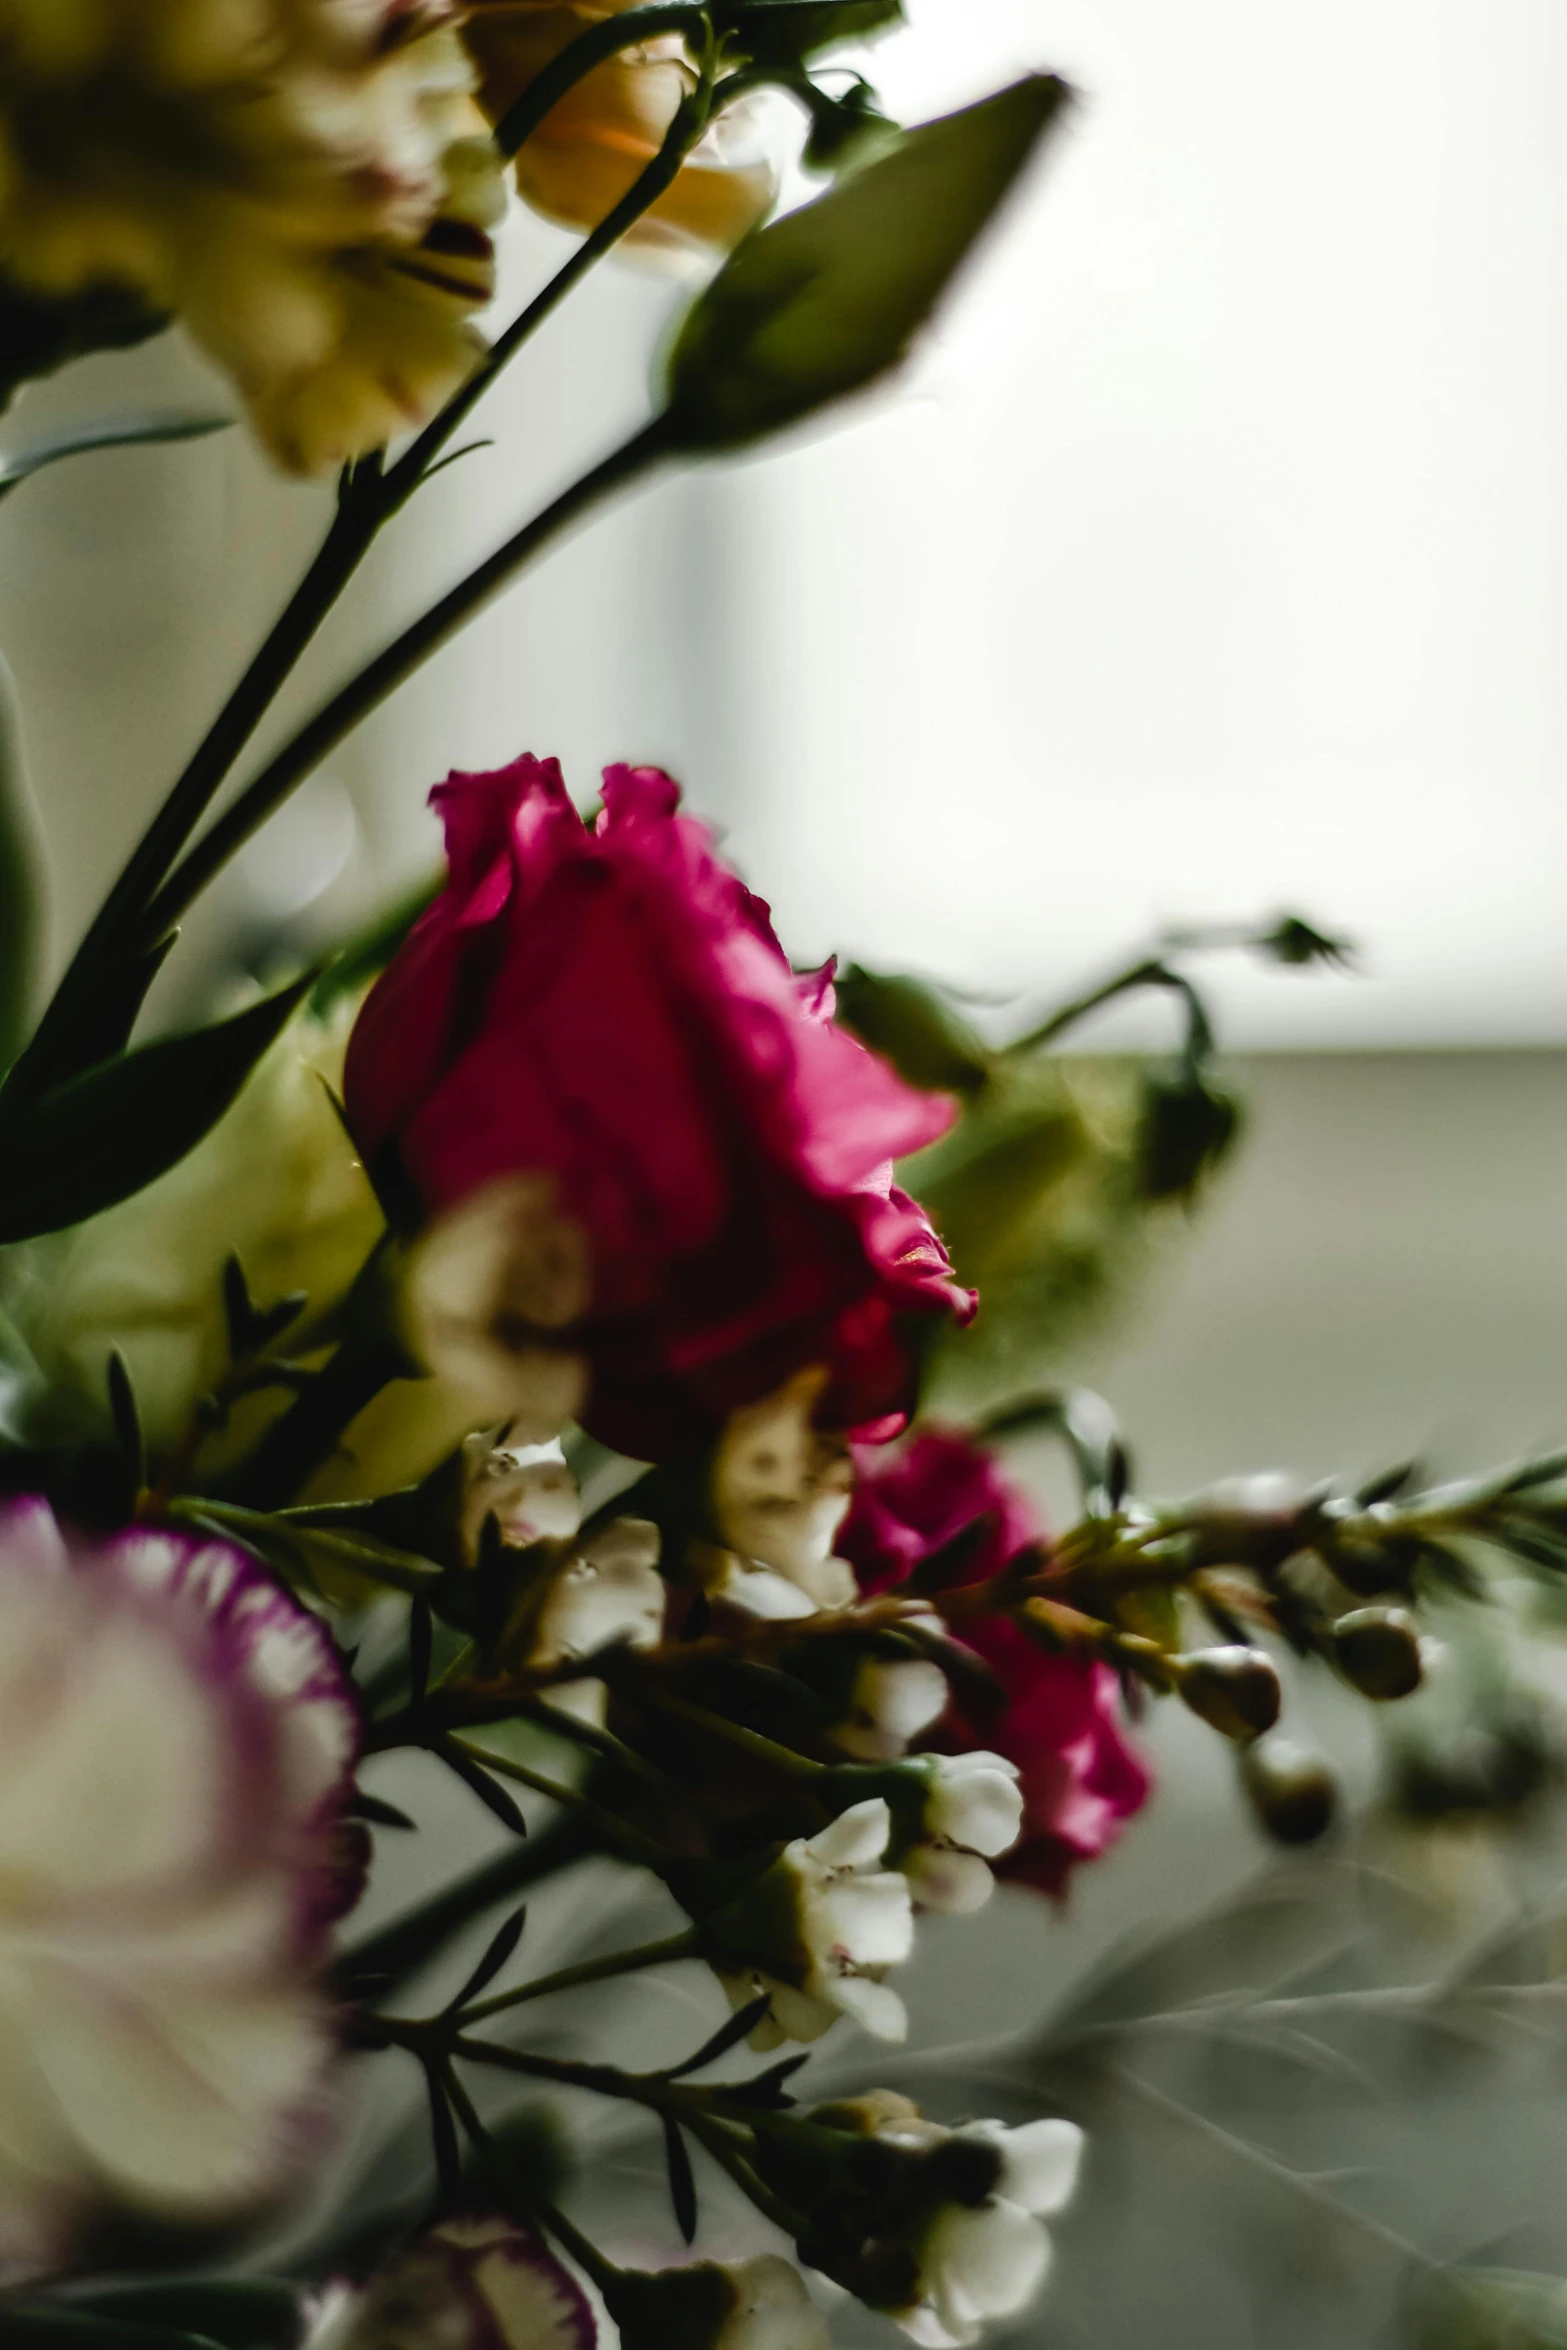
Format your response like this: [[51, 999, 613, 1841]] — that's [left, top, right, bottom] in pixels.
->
[[606, 2255, 831, 2350], [1238, 1733, 1338, 1844], [1331, 1606, 1423, 1700], [1174, 1645, 1282, 1742]]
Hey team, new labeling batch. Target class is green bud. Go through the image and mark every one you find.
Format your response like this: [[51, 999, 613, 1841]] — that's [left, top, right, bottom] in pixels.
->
[[833, 964, 991, 1095], [1174, 1645, 1282, 1742], [1239, 1734, 1338, 1845], [662, 77, 1070, 453], [1137, 1070, 1242, 1202], [1331, 1606, 1423, 1700], [719, 0, 904, 68]]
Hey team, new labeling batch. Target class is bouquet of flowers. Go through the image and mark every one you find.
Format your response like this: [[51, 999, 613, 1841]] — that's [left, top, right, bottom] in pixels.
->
[[1, 7, 1566, 2347]]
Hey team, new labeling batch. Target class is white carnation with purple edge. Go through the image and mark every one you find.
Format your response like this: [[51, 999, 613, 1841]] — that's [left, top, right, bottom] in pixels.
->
[[0, 1497, 359, 2273]]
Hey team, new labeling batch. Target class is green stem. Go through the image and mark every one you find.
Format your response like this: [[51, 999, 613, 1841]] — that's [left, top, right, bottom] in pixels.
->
[[230, 1332, 406, 1510], [12, 76, 718, 1099], [1010, 956, 1213, 1060], [446, 1734, 674, 1870], [639, 1684, 828, 1779], [385, 68, 718, 495], [442, 2063, 625, 2294], [4, 486, 380, 1105], [142, 421, 670, 941], [491, 2, 710, 158], [331, 1812, 592, 1997], [456, 1926, 700, 2027], [684, 2109, 811, 2237]]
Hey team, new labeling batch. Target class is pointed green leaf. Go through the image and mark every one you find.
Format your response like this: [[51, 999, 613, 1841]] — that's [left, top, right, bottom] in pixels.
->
[[717, 0, 903, 64], [662, 75, 1071, 451], [0, 973, 310, 1241], [0, 412, 231, 502], [0, 654, 44, 1075]]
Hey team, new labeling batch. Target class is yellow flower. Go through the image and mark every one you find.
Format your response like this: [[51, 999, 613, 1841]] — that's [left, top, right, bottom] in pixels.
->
[[462, 0, 777, 260], [0, 0, 507, 471]]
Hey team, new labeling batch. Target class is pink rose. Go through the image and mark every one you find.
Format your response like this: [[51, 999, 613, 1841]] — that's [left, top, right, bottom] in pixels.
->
[[839, 1432, 1152, 1894], [344, 756, 973, 1459]]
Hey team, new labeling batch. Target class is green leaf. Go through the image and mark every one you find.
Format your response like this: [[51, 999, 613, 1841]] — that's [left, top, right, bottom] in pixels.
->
[[0, 273, 170, 413], [662, 74, 1071, 451], [0, 974, 311, 1242], [0, 654, 44, 1076], [717, 0, 904, 65], [0, 412, 232, 503], [60, 2281, 302, 2350]]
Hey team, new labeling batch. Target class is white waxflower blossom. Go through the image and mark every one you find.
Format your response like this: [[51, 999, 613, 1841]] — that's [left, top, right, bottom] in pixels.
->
[[689, 1540, 820, 1623], [460, 1432, 583, 1562], [0, 0, 508, 471], [303, 2212, 595, 2350], [829, 1654, 950, 1763], [609, 2253, 832, 2350], [501, 1515, 665, 1727], [899, 1753, 1024, 1916], [403, 1174, 590, 1442], [711, 1367, 856, 1610], [895, 2119, 1084, 2348], [525, 1517, 665, 1667], [706, 1797, 915, 2050], [0, 1497, 357, 2277]]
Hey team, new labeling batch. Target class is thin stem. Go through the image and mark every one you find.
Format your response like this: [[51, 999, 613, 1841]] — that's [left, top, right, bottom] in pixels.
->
[[455, 1927, 699, 2027], [231, 1332, 407, 1510], [446, 1733, 674, 1869], [14, 68, 717, 1098], [384, 70, 716, 498], [331, 1813, 592, 1997], [638, 1683, 828, 1779], [5, 489, 379, 1103], [492, 2, 708, 158], [442, 2063, 625, 2294], [1010, 957, 1211, 1060], [683, 2109, 811, 2238], [143, 421, 670, 940]]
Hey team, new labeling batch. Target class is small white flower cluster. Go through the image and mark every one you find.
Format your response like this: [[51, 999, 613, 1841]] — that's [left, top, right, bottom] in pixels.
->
[[778, 2092, 1084, 2350], [706, 1366, 859, 1617], [891, 2116, 1084, 2348], [607, 2250, 832, 2350], [895, 1751, 1025, 1915], [0, 0, 507, 471], [706, 1796, 915, 2047]]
